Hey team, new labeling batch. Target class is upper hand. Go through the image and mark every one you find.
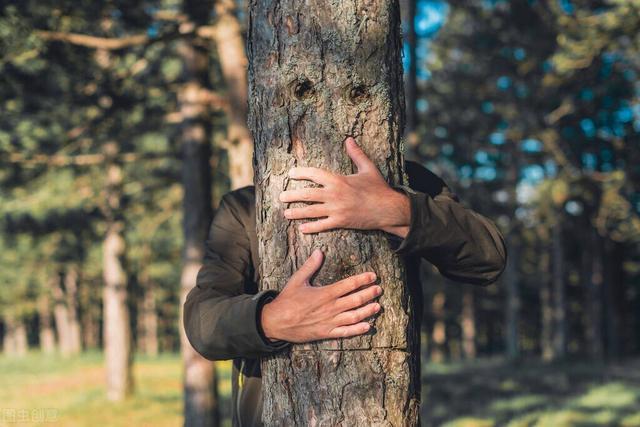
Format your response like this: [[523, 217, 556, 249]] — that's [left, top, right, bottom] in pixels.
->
[[279, 137, 410, 237], [260, 249, 382, 343]]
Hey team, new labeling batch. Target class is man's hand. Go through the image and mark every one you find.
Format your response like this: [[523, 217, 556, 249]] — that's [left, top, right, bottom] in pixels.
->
[[279, 137, 411, 238], [261, 249, 382, 343]]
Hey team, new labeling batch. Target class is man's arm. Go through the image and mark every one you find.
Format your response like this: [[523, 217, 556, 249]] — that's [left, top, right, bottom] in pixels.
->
[[183, 190, 385, 359], [391, 161, 507, 286], [183, 192, 289, 361], [279, 137, 507, 287]]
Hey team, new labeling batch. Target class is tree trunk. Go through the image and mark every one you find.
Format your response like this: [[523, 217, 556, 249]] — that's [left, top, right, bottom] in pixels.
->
[[14, 319, 28, 356], [3, 315, 27, 356], [38, 295, 56, 354], [583, 226, 603, 359], [213, 0, 254, 189], [249, 1, 420, 424], [603, 238, 623, 359], [400, 0, 418, 150], [539, 249, 554, 361], [461, 288, 476, 360], [81, 281, 100, 350], [551, 218, 566, 359], [103, 142, 133, 401], [177, 2, 218, 422], [139, 282, 159, 357], [52, 273, 72, 356], [504, 234, 520, 360], [430, 290, 447, 363], [64, 266, 82, 354]]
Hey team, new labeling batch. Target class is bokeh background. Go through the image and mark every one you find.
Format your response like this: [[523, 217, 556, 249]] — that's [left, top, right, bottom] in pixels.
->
[[1, 0, 640, 426]]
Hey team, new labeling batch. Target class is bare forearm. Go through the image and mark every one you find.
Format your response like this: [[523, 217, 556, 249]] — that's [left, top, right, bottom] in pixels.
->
[[379, 188, 411, 238]]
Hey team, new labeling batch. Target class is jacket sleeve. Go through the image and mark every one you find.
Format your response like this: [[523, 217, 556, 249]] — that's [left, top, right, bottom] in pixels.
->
[[183, 192, 290, 361], [390, 164, 507, 286]]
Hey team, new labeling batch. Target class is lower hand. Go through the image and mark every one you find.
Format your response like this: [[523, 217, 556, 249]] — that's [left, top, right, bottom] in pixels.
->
[[279, 137, 410, 237], [260, 249, 382, 343]]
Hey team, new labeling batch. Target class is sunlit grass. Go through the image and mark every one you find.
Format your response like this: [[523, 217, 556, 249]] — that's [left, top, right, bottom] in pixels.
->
[[2, 353, 640, 426]]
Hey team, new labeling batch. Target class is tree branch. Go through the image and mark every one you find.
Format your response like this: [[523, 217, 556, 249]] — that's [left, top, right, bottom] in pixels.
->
[[4, 152, 173, 167], [36, 31, 152, 50]]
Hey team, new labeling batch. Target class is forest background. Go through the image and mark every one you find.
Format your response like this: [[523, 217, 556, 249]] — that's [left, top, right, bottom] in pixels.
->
[[1, 0, 640, 426]]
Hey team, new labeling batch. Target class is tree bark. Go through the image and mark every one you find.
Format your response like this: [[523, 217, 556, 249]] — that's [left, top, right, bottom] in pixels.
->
[[213, 0, 254, 189], [177, 2, 219, 422], [103, 142, 134, 401], [248, 1, 419, 424]]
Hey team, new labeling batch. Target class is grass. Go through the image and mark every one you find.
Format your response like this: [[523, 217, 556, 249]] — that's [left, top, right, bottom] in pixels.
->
[[423, 357, 640, 427], [1, 353, 639, 426]]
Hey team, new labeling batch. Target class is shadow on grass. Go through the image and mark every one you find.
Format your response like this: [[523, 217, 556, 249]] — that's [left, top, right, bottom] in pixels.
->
[[421, 357, 640, 427]]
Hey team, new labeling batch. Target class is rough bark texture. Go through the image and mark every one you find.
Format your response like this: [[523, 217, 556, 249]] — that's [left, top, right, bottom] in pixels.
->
[[103, 142, 134, 401], [248, 0, 419, 424], [177, 5, 219, 421]]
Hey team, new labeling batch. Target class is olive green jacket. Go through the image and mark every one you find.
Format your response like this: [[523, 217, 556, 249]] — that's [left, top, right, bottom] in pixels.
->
[[183, 160, 507, 426]]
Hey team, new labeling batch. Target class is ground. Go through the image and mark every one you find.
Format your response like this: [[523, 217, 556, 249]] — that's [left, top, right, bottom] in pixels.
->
[[1, 352, 639, 426]]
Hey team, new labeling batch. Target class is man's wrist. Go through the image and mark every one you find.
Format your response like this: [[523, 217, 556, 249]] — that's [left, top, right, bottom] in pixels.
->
[[260, 300, 281, 343], [257, 292, 288, 346], [379, 187, 411, 238]]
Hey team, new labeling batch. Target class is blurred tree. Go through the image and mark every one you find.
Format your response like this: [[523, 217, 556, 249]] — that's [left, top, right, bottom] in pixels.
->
[[176, 0, 219, 425]]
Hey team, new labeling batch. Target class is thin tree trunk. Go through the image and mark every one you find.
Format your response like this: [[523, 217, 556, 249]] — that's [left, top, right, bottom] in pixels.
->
[[584, 227, 604, 359], [213, 0, 254, 189], [3, 315, 28, 356], [551, 218, 566, 359], [400, 0, 418, 149], [52, 273, 72, 356], [249, 1, 419, 424], [102, 142, 133, 401], [39, 295, 56, 354], [178, 2, 218, 422], [504, 234, 520, 360], [81, 281, 100, 350], [64, 266, 82, 354], [540, 248, 554, 361], [603, 238, 622, 359], [139, 283, 159, 357], [430, 290, 447, 363], [2, 315, 16, 355], [14, 319, 28, 356], [461, 288, 476, 359]]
